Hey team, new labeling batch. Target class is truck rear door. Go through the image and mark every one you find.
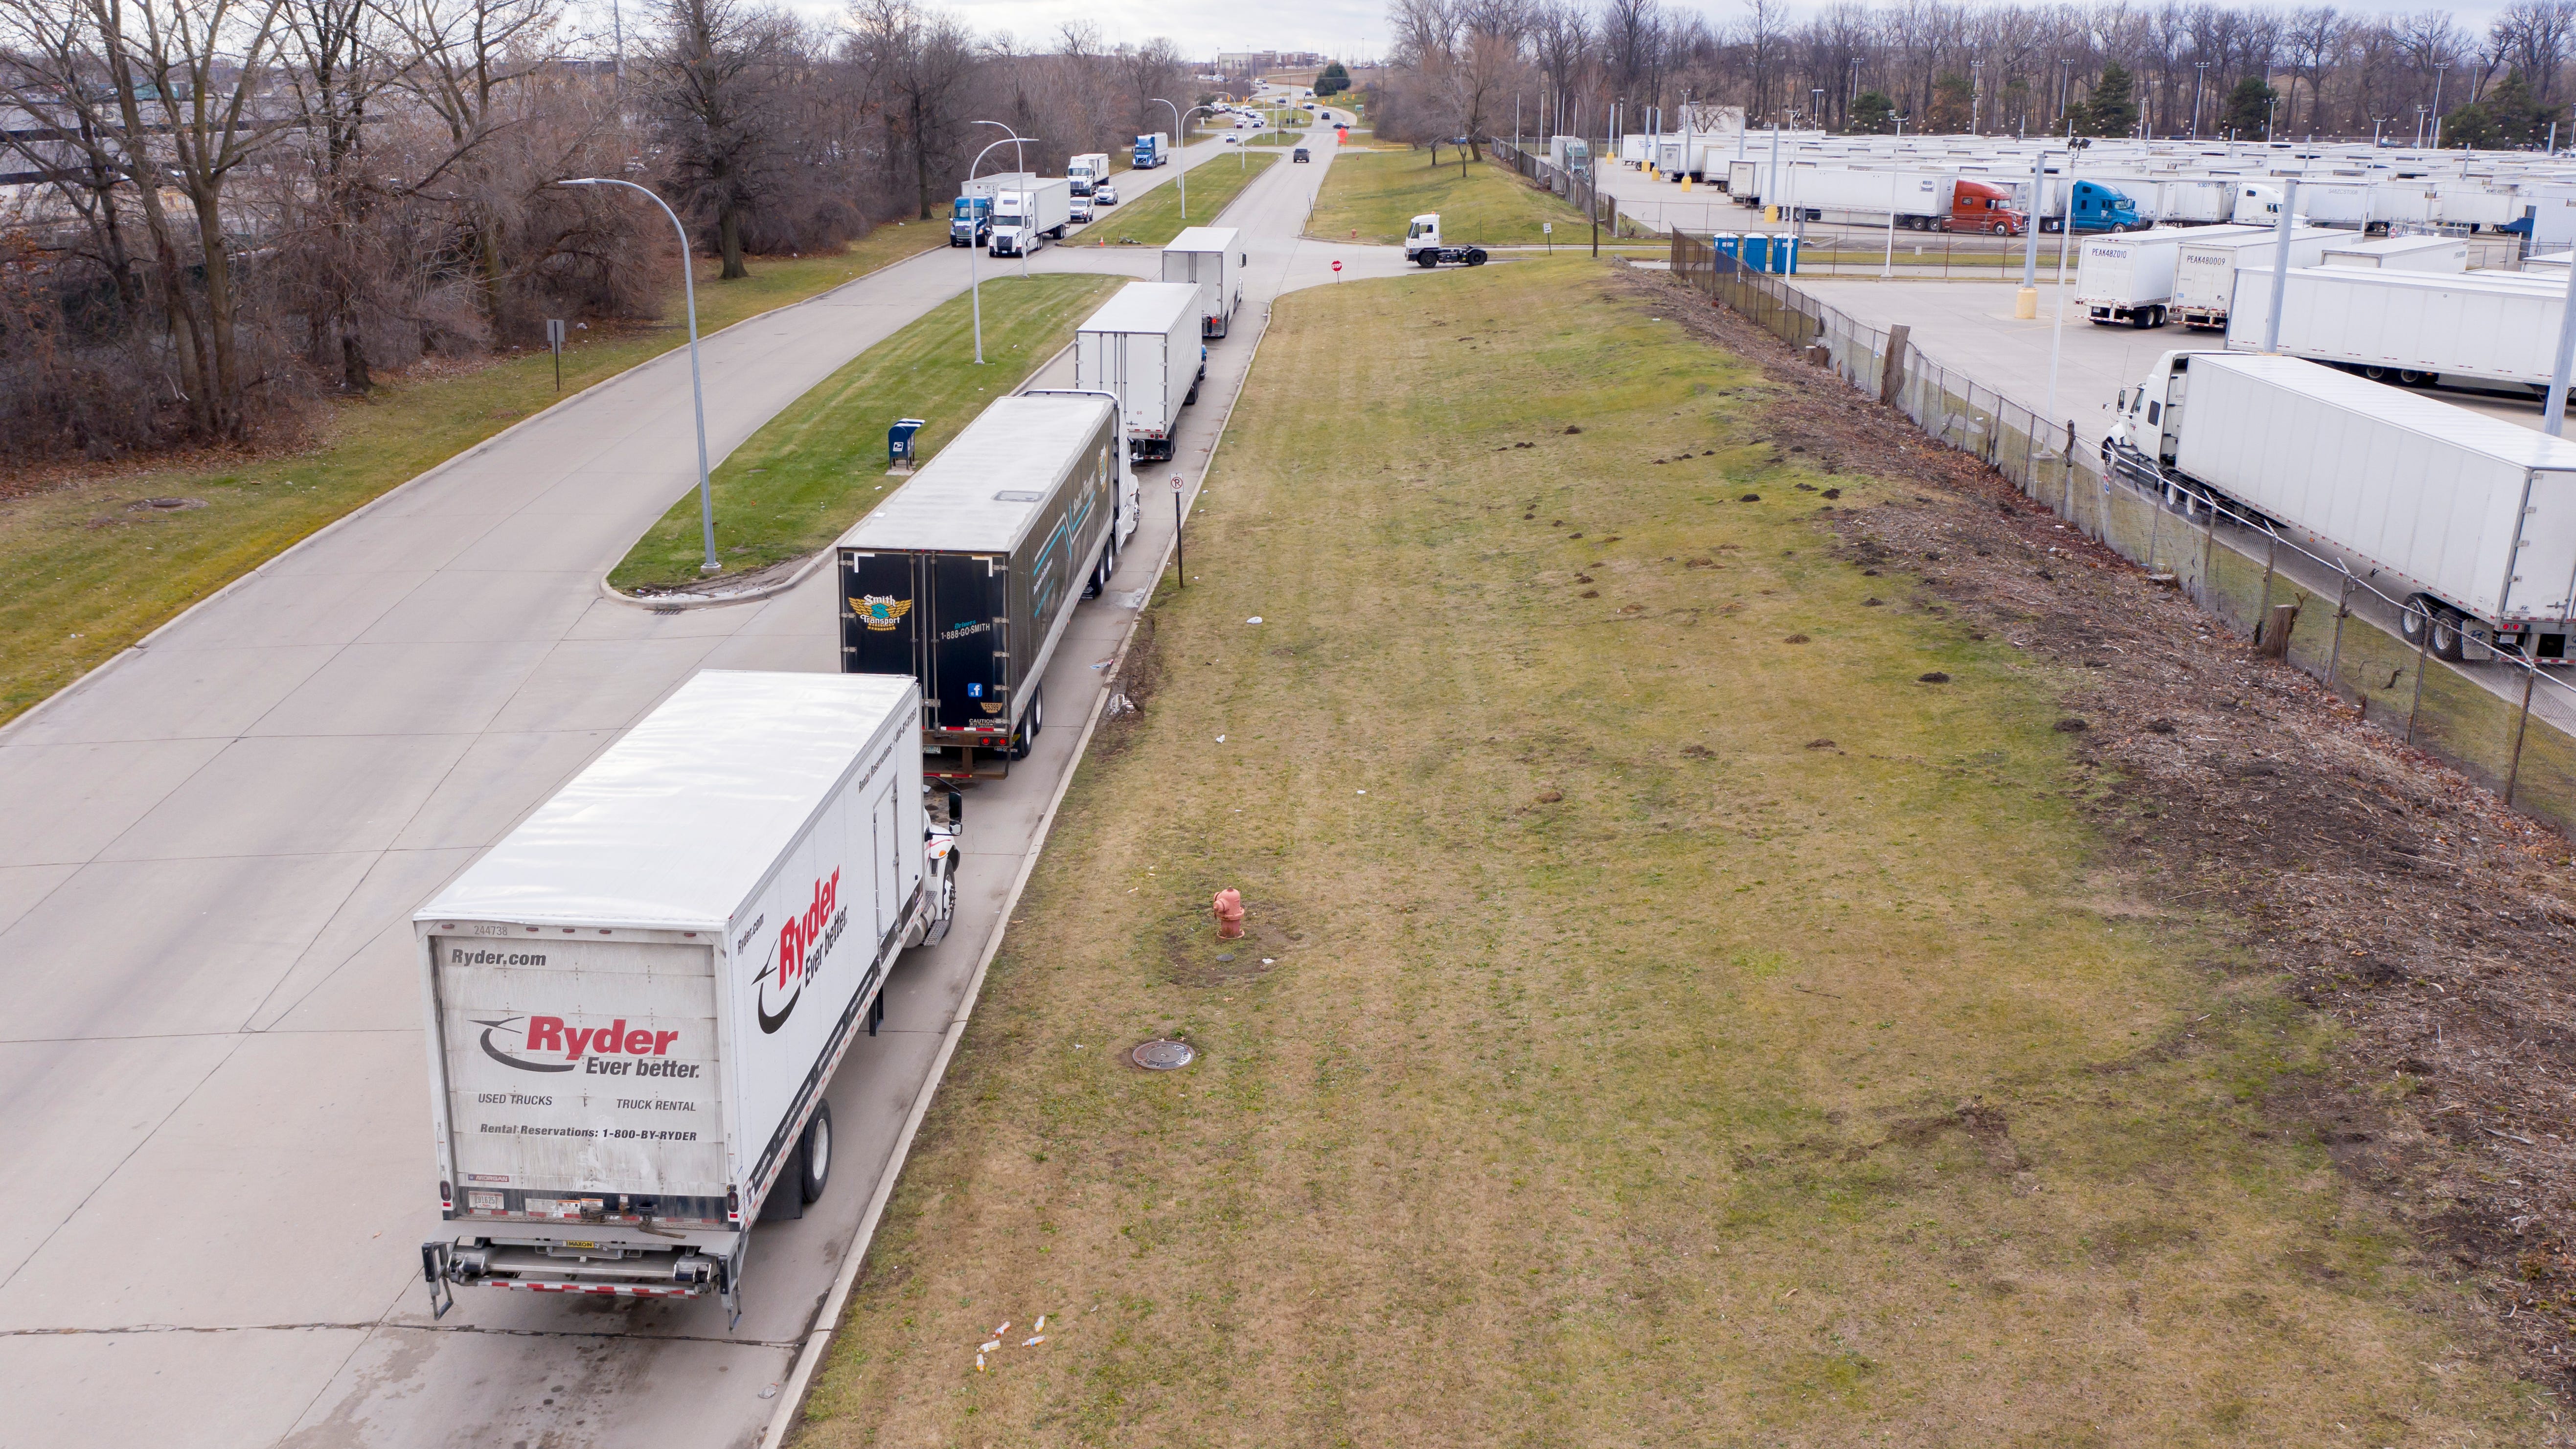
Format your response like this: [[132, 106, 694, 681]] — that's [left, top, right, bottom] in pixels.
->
[[842, 551, 1001, 735], [430, 933, 726, 1213]]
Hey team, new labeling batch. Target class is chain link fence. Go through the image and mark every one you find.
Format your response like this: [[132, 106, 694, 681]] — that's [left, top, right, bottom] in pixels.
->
[[1485, 139, 1662, 240], [1668, 228, 2576, 838]]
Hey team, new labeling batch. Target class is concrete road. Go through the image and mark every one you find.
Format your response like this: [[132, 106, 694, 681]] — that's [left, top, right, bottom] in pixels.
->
[[1796, 276, 2576, 734], [0, 117, 1384, 1448]]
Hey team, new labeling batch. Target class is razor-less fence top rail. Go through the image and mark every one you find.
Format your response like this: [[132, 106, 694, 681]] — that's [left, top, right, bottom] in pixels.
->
[[1668, 228, 2576, 840]]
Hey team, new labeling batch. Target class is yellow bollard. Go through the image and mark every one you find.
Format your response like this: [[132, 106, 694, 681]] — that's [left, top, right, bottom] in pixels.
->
[[1764, 204, 1778, 223], [2014, 287, 2038, 319], [1683, 174, 1692, 191]]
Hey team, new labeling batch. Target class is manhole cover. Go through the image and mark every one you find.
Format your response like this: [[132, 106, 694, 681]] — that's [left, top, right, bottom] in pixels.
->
[[1131, 1039, 1195, 1071]]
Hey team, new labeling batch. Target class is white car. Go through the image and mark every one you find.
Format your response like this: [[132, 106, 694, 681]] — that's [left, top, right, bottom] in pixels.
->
[[1070, 194, 1094, 222], [1093, 182, 1118, 207]]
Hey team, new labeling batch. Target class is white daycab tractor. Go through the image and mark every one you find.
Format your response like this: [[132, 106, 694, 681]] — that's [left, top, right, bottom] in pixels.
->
[[1404, 213, 1488, 268]]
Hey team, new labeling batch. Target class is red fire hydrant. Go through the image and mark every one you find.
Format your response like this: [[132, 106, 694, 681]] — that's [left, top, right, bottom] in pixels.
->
[[1211, 888, 1245, 940]]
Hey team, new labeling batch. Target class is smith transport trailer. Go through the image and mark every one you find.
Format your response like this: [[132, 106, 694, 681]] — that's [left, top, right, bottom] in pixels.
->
[[1162, 226, 1245, 339], [2076, 225, 2267, 328], [415, 670, 960, 1325], [836, 393, 1139, 778], [1076, 281, 1202, 461], [2107, 351, 2576, 665]]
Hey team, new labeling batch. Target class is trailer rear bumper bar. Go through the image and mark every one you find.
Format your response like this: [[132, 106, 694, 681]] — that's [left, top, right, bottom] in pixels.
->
[[423, 1237, 736, 1318]]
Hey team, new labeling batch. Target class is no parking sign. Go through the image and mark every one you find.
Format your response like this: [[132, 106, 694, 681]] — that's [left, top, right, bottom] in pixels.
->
[[1332, 259, 1343, 281]]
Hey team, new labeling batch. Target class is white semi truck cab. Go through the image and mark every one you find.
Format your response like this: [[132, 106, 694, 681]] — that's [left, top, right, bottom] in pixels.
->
[[1404, 213, 1487, 268]]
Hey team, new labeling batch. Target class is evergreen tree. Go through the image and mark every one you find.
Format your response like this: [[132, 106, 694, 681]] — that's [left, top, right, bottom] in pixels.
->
[[2442, 72, 2561, 149], [1317, 60, 1350, 98], [2079, 63, 2139, 137], [1849, 91, 1897, 134], [2222, 77, 2278, 137], [1928, 72, 1973, 132]]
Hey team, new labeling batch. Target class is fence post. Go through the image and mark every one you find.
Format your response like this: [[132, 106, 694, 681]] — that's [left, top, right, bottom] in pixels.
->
[[2506, 663, 2539, 806], [1880, 325, 1909, 406], [2405, 601, 2433, 746], [2197, 492, 2219, 611], [2143, 481, 2165, 572], [2063, 422, 2077, 521], [2254, 534, 2279, 644], [2326, 573, 2353, 700]]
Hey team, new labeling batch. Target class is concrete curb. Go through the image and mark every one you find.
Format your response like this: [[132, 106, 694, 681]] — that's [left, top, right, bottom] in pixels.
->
[[0, 237, 950, 745], [753, 298, 1279, 1449], [594, 340, 1082, 612]]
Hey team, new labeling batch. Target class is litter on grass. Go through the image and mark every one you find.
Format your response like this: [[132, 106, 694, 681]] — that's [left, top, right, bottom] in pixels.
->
[[1023, 1336, 1045, 1347], [980, 1339, 1001, 1352], [1247, 616, 1263, 624]]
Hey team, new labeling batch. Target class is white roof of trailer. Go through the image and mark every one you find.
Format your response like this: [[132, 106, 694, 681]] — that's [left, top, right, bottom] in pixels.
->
[[2320, 234, 2471, 256], [414, 671, 916, 932], [2280, 263, 2572, 294], [1164, 226, 1239, 254], [833, 393, 1111, 553], [1079, 282, 1200, 335], [2198, 352, 2576, 472]]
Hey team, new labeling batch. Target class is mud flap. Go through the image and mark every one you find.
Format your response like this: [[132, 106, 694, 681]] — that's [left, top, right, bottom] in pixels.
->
[[718, 1235, 750, 1331], [421, 1241, 456, 1319]]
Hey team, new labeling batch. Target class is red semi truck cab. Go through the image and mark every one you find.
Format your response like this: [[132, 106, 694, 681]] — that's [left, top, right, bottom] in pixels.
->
[[1941, 180, 2025, 235]]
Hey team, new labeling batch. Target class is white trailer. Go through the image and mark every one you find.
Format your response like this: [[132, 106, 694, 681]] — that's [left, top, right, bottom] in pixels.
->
[[990, 177, 1071, 257], [1162, 226, 1245, 339], [2077, 225, 2267, 327], [1066, 153, 1111, 196], [417, 670, 960, 1324], [2107, 350, 2576, 664], [2319, 234, 2469, 272], [2227, 265, 2572, 391], [1725, 156, 1760, 198], [1076, 281, 1202, 461], [1779, 167, 1955, 228], [2170, 225, 2340, 330]]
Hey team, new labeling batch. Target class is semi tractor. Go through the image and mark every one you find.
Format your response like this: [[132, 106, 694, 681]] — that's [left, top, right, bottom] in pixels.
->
[[1163, 226, 1250, 333], [1066, 153, 1111, 195], [1075, 282, 1203, 462], [1133, 133, 1170, 168], [2106, 350, 2576, 665], [1402, 213, 1488, 267], [951, 171, 1037, 247], [415, 670, 960, 1324], [835, 393, 1136, 776], [2031, 178, 2145, 233], [1778, 168, 2024, 233], [2076, 225, 2268, 327], [989, 178, 1072, 257], [2226, 265, 2574, 394]]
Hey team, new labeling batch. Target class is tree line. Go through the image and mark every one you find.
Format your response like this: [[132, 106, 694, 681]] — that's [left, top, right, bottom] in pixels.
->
[[0, 0, 1197, 465], [1372, 0, 2576, 157]]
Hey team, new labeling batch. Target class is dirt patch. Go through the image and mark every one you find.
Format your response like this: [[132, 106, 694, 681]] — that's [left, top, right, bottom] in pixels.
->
[[1627, 260, 2576, 1397], [1156, 894, 1307, 987]]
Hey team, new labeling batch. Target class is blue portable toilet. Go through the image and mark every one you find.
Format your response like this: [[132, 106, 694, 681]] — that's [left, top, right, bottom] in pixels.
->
[[1770, 235, 1801, 274], [1713, 233, 1744, 269], [888, 417, 926, 468]]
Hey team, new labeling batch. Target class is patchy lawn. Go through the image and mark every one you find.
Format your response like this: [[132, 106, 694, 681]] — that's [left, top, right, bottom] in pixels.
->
[[1309, 147, 1591, 244], [793, 258, 2544, 1446], [1089, 153, 1278, 248], [609, 273, 1123, 592]]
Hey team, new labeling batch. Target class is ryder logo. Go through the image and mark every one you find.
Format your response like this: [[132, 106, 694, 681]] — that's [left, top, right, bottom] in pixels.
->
[[475, 1017, 698, 1078], [755, 868, 846, 1035]]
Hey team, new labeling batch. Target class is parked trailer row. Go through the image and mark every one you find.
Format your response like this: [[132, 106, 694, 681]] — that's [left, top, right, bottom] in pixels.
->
[[2107, 350, 2576, 665], [2226, 264, 2574, 394]]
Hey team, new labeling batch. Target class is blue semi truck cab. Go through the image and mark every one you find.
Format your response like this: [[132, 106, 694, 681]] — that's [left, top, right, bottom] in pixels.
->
[[950, 195, 991, 247], [2038, 180, 2143, 234]]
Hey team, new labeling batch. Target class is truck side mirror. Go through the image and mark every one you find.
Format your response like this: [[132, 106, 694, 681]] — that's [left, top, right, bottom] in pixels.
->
[[2116, 387, 2129, 411], [946, 788, 964, 827]]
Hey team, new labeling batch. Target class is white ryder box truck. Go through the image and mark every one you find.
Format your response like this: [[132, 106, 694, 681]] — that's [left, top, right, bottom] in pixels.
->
[[1162, 226, 1245, 339], [415, 670, 960, 1325], [1076, 281, 1202, 461], [2108, 351, 2576, 665], [2077, 225, 2267, 328]]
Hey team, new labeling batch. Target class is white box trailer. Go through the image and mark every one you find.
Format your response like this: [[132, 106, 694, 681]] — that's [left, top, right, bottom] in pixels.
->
[[2320, 234, 2470, 272], [417, 671, 960, 1323], [1725, 156, 1761, 199], [2227, 264, 2572, 391], [2108, 350, 2576, 664], [2437, 186, 2520, 230], [2078, 225, 2267, 327], [1076, 281, 1202, 461], [1162, 226, 1245, 340], [2170, 226, 2340, 330], [1780, 167, 1954, 228], [1066, 153, 1111, 196]]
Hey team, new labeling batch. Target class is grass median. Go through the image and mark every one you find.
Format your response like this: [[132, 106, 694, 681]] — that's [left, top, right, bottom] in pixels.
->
[[0, 224, 944, 725], [1309, 146, 1590, 244], [608, 272, 1123, 592], [797, 256, 2539, 1444], [1091, 153, 1277, 247]]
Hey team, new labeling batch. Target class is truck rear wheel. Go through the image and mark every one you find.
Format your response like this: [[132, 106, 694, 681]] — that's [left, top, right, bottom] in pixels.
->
[[1010, 687, 1043, 761], [1465, 249, 1487, 266], [799, 1101, 833, 1204]]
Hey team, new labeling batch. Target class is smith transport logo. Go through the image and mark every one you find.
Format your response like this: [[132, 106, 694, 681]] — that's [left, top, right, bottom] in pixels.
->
[[474, 1016, 701, 1078], [755, 868, 847, 1035]]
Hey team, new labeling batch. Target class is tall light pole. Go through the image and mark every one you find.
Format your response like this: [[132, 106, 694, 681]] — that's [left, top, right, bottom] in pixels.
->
[[1970, 59, 1984, 134], [1153, 98, 1218, 219], [973, 119, 1034, 280], [961, 131, 1034, 366], [1812, 87, 1824, 133], [2432, 62, 2452, 147], [2191, 61, 2209, 138], [559, 178, 716, 575]]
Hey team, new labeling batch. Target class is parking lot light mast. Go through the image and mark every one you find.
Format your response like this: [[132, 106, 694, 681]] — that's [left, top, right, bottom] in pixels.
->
[[1154, 98, 1219, 218], [558, 177, 717, 575], [962, 129, 1035, 365]]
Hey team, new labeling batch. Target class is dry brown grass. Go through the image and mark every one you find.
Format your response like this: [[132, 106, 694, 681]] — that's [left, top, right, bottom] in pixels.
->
[[795, 258, 2549, 1447]]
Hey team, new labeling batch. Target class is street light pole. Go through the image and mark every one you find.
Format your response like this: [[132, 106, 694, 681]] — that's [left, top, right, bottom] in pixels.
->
[[2432, 62, 2452, 147], [558, 177, 717, 575], [2192, 61, 2209, 138], [1153, 98, 1218, 220], [961, 131, 1035, 365]]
